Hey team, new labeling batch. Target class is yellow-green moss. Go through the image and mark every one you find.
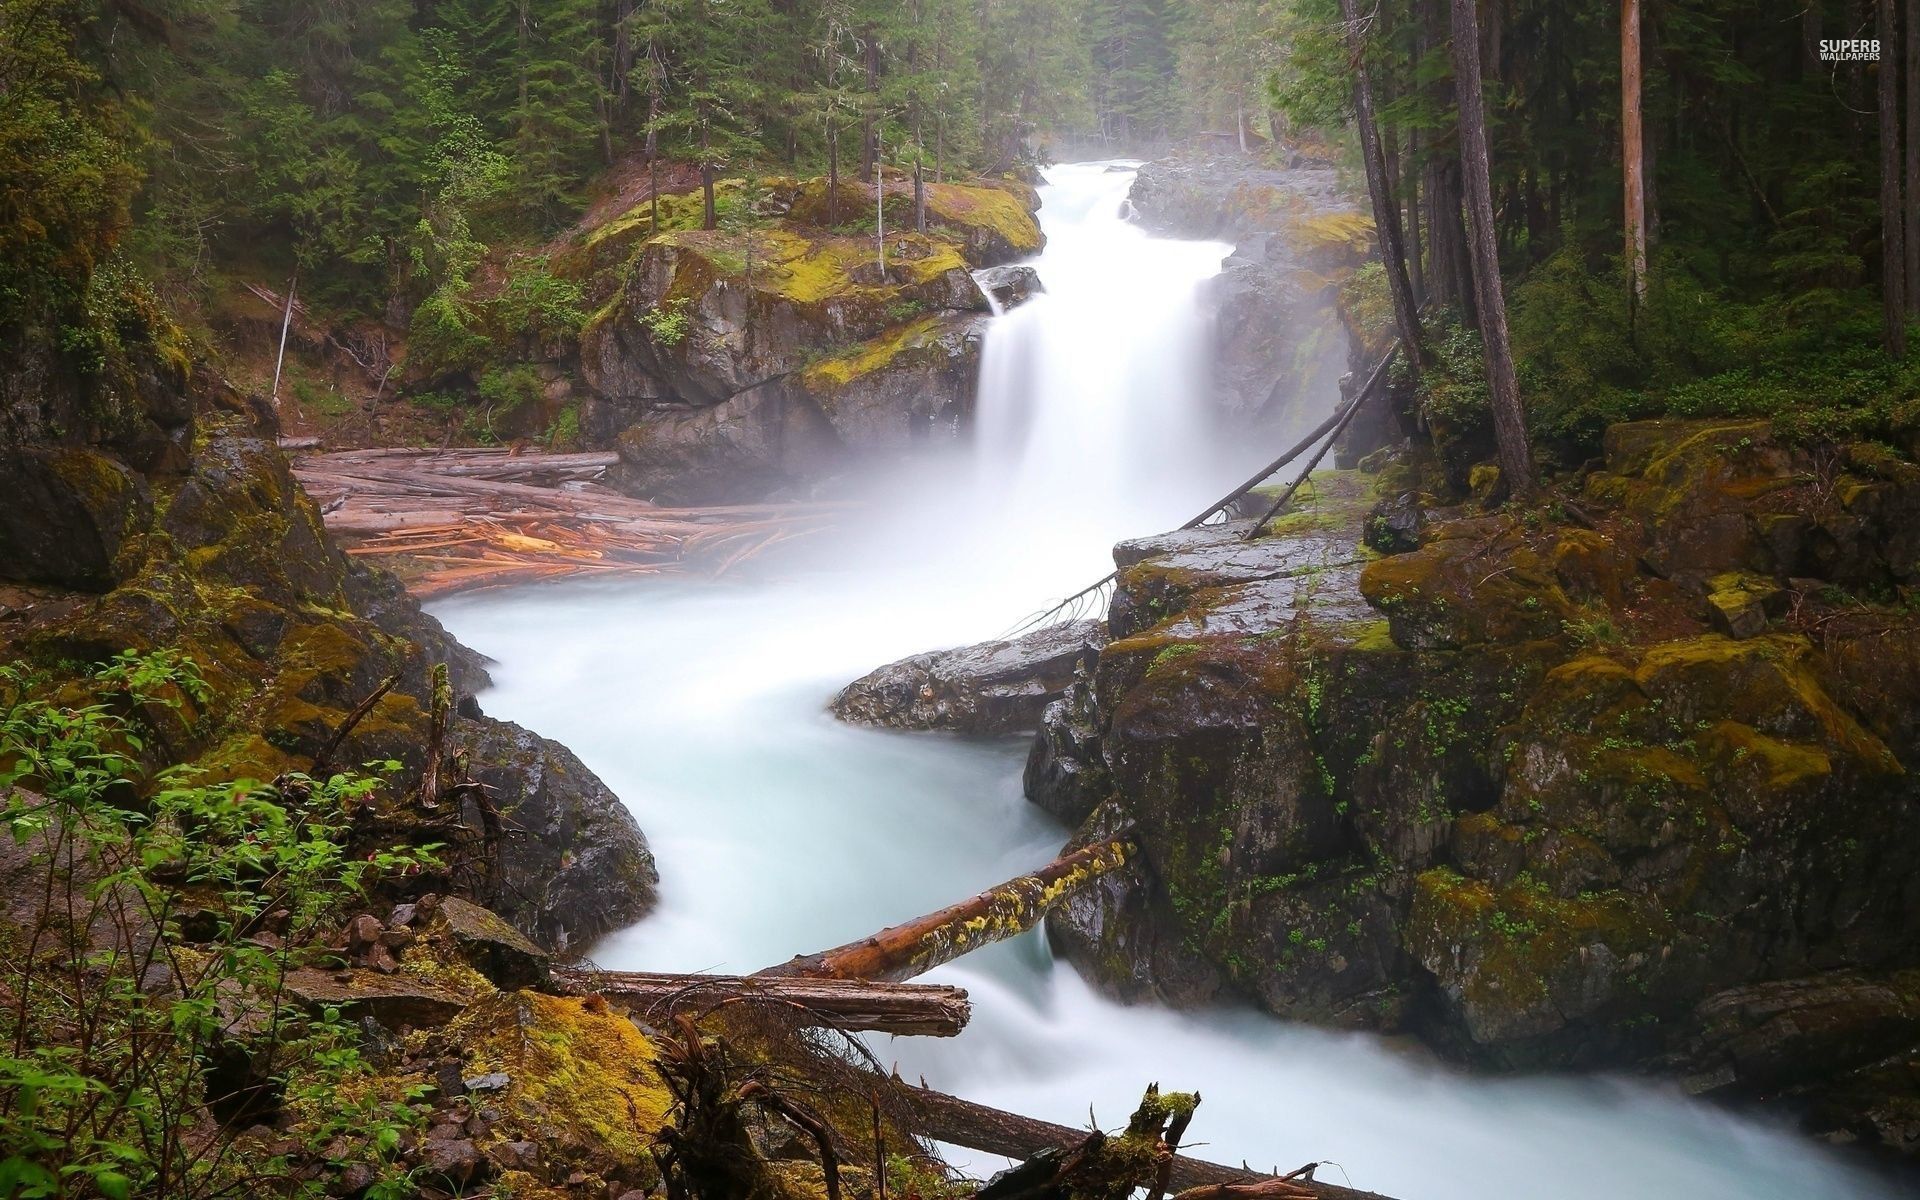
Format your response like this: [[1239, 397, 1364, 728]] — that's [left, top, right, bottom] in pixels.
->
[[801, 315, 947, 390], [449, 992, 672, 1169]]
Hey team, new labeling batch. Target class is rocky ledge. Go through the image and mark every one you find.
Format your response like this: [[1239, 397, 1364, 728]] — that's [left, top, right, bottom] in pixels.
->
[[0, 332, 657, 954], [571, 176, 1045, 503], [1126, 157, 1368, 427], [831, 618, 1105, 736], [1034, 419, 1920, 1154]]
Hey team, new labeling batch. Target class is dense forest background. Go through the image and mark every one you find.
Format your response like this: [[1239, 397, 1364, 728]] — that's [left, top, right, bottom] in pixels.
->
[[3, 0, 1916, 460]]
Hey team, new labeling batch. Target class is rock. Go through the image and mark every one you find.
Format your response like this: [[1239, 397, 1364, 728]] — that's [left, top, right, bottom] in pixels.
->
[[432, 896, 550, 989], [832, 619, 1106, 735], [433, 1059, 467, 1099], [334, 1162, 376, 1196], [975, 263, 1043, 311], [1705, 571, 1785, 639], [1125, 158, 1365, 422], [421, 1138, 485, 1187], [455, 723, 657, 954], [0, 448, 152, 590], [1024, 681, 1109, 827], [283, 967, 466, 1030], [1676, 972, 1920, 1095], [574, 177, 1042, 502], [462, 1072, 511, 1094], [613, 312, 990, 505], [488, 1141, 541, 1172], [1363, 492, 1423, 554]]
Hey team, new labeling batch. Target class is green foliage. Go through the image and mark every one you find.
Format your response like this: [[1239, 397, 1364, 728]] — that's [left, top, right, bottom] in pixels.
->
[[640, 298, 695, 348], [0, 652, 433, 1198]]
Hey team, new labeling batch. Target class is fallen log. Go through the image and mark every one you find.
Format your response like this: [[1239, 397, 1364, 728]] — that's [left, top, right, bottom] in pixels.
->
[[760, 837, 1131, 983], [899, 1084, 1401, 1200], [550, 967, 971, 1037]]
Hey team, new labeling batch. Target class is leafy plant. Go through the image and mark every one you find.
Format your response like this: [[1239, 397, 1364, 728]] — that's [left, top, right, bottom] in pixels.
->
[[0, 653, 433, 1198]]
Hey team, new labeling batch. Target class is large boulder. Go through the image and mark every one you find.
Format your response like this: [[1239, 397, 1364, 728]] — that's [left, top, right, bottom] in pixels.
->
[[584, 226, 996, 503], [2, 353, 659, 958], [614, 311, 990, 504], [0, 447, 151, 589], [832, 618, 1105, 736], [1127, 158, 1365, 424], [1036, 425, 1920, 1142]]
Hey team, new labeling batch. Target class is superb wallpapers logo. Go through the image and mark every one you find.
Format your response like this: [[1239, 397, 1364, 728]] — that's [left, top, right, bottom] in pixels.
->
[[1819, 39, 1881, 62]]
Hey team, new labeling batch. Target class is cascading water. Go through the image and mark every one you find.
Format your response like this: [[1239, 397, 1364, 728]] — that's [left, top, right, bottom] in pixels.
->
[[973, 163, 1231, 542], [432, 163, 1904, 1200]]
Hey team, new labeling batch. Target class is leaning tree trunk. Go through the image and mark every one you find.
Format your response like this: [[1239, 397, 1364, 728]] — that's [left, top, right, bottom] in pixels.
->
[[1449, 0, 1536, 494], [1621, 0, 1648, 305], [760, 837, 1132, 983], [1340, 0, 1427, 377], [1881, 0, 1908, 356]]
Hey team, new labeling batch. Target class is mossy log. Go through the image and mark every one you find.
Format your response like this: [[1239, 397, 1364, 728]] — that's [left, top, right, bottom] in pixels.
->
[[550, 967, 971, 1037], [899, 1084, 1401, 1200], [760, 837, 1133, 983]]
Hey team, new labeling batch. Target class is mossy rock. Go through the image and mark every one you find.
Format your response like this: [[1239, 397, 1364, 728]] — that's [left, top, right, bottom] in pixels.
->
[[445, 991, 671, 1182], [0, 447, 152, 590]]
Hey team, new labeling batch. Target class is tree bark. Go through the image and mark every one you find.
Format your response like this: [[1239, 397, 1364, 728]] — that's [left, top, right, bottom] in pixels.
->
[[551, 969, 971, 1037], [1339, 0, 1426, 377], [759, 837, 1132, 983], [1449, 0, 1536, 493], [828, 122, 841, 226], [914, 159, 926, 233], [1419, 0, 1475, 322], [1622, 0, 1648, 304], [1881, 0, 1908, 355], [897, 1084, 1403, 1200], [1907, 0, 1919, 314], [1406, 127, 1425, 304]]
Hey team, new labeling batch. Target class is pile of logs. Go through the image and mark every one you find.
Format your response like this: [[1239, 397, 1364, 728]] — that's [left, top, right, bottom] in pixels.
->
[[291, 446, 839, 597]]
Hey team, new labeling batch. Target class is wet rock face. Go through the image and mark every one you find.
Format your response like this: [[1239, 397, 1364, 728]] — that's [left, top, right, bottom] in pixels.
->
[[975, 263, 1044, 311], [831, 618, 1105, 736], [0, 448, 151, 589], [577, 179, 1043, 503], [1126, 158, 1363, 426], [1, 355, 657, 956], [1037, 424, 1920, 1139]]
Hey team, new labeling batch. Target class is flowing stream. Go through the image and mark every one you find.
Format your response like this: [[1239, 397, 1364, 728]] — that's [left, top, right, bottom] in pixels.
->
[[432, 163, 1904, 1200]]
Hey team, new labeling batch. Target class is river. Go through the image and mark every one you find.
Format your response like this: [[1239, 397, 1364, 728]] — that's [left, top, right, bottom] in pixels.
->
[[432, 163, 1904, 1200]]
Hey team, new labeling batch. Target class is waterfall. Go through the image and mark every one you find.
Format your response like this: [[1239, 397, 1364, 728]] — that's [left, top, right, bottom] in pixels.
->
[[972, 162, 1232, 545], [429, 162, 1908, 1200]]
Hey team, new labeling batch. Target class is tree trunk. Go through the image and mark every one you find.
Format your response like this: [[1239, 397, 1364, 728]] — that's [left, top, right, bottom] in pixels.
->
[[1339, 0, 1426, 377], [1407, 128, 1425, 304], [551, 969, 972, 1037], [701, 121, 717, 233], [759, 837, 1132, 983], [1420, 0, 1476, 322], [898, 1084, 1403, 1200], [914, 159, 926, 233], [860, 35, 878, 178], [1882, 0, 1908, 356], [1907, 0, 1919, 314], [1622, 0, 1648, 304], [1449, 0, 1536, 493], [828, 122, 840, 226]]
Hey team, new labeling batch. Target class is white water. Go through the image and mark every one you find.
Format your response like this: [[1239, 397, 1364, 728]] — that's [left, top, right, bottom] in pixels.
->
[[432, 163, 1904, 1200]]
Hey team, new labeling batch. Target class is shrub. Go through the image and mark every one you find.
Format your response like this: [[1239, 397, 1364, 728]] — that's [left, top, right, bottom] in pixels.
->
[[0, 652, 434, 1198]]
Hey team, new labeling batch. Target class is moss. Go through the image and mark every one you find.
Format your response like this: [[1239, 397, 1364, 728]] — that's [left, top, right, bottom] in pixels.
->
[[448, 992, 672, 1171], [800, 314, 949, 390]]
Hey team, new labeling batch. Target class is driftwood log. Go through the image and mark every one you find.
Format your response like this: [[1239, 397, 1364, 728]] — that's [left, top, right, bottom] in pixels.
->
[[760, 837, 1132, 983], [551, 968, 971, 1037], [292, 447, 839, 596], [900, 1083, 1401, 1200]]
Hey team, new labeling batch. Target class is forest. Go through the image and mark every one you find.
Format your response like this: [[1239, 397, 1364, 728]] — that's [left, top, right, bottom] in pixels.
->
[[6, 0, 1920, 1198]]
